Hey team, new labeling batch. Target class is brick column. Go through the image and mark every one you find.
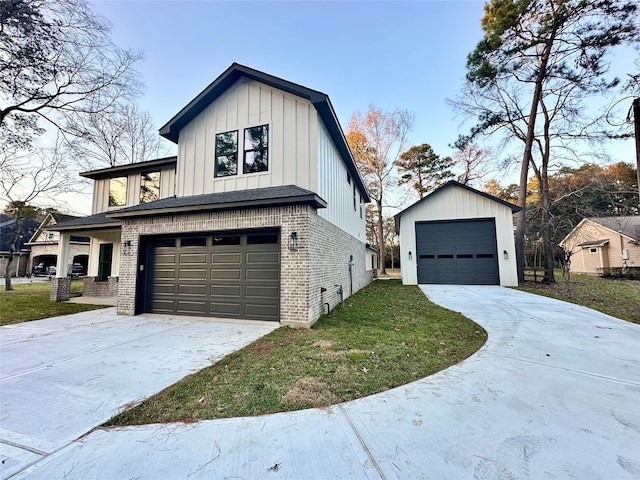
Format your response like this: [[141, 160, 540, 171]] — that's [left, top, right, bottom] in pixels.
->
[[50, 276, 71, 302]]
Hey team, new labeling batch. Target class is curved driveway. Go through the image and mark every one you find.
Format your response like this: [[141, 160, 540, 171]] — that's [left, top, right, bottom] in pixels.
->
[[10, 286, 640, 479]]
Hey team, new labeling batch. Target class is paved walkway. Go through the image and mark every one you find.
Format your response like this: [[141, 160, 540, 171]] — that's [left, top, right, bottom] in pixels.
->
[[5, 286, 640, 479], [0, 309, 278, 479]]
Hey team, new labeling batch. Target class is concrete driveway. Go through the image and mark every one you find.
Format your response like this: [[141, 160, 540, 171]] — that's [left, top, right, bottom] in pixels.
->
[[6, 286, 640, 479], [0, 308, 278, 479]]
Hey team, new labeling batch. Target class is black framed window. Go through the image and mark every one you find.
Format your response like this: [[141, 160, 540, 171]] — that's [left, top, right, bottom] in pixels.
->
[[243, 124, 269, 174], [215, 130, 238, 177], [108, 177, 127, 207], [140, 171, 160, 203]]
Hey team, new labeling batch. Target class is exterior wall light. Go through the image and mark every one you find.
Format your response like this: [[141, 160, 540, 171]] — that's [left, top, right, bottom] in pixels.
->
[[408, 251, 413, 260], [123, 240, 132, 256], [288, 232, 298, 251]]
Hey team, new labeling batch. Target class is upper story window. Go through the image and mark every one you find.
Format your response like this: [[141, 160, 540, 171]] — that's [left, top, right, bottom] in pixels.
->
[[243, 124, 269, 174], [140, 171, 160, 203], [108, 177, 127, 207], [352, 183, 357, 211], [215, 130, 239, 177]]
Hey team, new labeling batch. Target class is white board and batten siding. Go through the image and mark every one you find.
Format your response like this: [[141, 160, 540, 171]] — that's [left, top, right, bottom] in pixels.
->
[[176, 79, 318, 197], [399, 186, 518, 286], [91, 168, 176, 215], [316, 121, 366, 241]]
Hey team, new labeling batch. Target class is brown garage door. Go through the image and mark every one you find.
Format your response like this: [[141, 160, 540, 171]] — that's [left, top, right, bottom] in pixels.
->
[[148, 230, 280, 321]]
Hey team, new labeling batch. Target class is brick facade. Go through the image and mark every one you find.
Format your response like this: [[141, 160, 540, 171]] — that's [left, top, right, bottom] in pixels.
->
[[50, 277, 71, 301], [116, 205, 372, 327], [83, 276, 119, 297]]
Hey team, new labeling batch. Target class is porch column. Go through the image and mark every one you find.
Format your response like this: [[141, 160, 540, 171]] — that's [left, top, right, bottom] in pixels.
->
[[50, 232, 71, 301]]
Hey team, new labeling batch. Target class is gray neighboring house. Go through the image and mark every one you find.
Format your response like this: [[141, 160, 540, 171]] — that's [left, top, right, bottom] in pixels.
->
[[395, 181, 520, 287], [50, 63, 373, 327]]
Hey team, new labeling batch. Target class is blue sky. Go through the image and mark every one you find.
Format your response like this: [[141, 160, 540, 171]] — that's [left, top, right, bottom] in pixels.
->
[[91, 0, 487, 161], [85, 0, 635, 211]]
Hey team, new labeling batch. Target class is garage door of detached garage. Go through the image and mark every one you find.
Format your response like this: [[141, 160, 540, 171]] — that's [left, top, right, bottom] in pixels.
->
[[416, 219, 499, 285], [146, 230, 280, 321]]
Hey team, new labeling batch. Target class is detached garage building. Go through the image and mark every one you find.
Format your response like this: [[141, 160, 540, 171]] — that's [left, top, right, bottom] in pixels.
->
[[395, 181, 520, 287]]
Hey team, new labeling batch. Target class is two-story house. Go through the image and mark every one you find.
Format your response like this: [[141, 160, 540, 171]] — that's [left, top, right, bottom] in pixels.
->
[[50, 63, 372, 327]]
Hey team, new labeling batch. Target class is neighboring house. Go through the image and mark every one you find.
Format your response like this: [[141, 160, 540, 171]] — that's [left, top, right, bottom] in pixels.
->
[[26, 213, 90, 276], [50, 63, 372, 327], [0, 214, 39, 278], [395, 181, 520, 287], [560, 216, 640, 275]]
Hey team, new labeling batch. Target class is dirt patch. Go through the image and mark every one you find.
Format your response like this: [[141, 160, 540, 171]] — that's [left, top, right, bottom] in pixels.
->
[[251, 340, 274, 356], [312, 340, 334, 349], [282, 377, 337, 408]]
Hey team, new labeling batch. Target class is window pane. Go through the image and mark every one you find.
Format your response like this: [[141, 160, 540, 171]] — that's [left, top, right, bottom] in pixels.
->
[[181, 237, 207, 247], [109, 177, 127, 207], [247, 233, 278, 245], [215, 131, 238, 177], [140, 171, 160, 203], [212, 236, 241, 245], [243, 125, 269, 174], [153, 238, 176, 248], [244, 150, 268, 173], [244, 125, 268, 150]]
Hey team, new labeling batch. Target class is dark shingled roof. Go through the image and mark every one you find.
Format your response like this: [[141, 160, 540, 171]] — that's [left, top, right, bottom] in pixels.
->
[[80, 156, 177, 180], [158, 63, 369, 203], [48, 212, 122, 231], [0, 217, 39, 252], [107, 185, 327, 219]]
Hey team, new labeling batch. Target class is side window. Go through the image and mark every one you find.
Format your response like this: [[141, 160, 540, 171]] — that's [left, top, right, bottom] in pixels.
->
[[140, 171, 160, 203], [352, 183, 357, 211], [215, 130, 238, 177], [108, 177, 127, 207], [243, 124, 269, 174], [359, 194, 363, 219]]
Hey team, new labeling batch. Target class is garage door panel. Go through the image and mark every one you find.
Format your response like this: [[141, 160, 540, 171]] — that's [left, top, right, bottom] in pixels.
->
[[211, 269, 242, 280], [148, 231, 280, 321], [176, 301, 207, 314], [178, 284, 207, 296], [212, 253, 242, 264], [246, 268, 279, 280], [416, 219, 499, 285], [210, 302, 242, 316], [210, 285, 242, 297], [179, 253, 207, 264]]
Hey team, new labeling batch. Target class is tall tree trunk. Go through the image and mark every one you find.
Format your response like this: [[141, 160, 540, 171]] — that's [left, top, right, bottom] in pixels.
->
[[377, 198, 386, 276], [515, 40, 554, 283], [3, 217, 22, 291]]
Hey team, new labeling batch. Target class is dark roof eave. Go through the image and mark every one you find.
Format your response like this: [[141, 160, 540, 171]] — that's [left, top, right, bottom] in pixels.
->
[[50, 222, 122, 232], [106, 195, 328, 219], [80, 156, 177, 180]]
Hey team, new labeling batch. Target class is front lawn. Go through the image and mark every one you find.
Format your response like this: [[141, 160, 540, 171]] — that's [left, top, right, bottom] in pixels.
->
[[519, 272, 640, 324], [107, 280, 486, 425], [1, 280, 108, 326]]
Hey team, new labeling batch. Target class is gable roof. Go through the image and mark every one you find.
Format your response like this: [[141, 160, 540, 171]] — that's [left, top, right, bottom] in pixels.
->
[[587, 216, 640, 241], [158, 63, 369, 202], [80, 156, 177, 180], [28, 213, 90, 243], [106, 185, 327, 219], [559, 216, 640, 247], [394, 180, 521, 231]]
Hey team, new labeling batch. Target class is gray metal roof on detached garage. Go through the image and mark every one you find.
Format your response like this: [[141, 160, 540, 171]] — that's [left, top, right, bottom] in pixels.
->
[[394, 180, 521, 232], [158, 63, 369, 203], [106, 185, 327, 219]]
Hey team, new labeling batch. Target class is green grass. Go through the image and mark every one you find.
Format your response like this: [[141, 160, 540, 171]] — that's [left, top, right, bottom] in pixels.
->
[[107, 280, 486, 426], [1, 280, 108, 326], [518, 271, 640, 324]]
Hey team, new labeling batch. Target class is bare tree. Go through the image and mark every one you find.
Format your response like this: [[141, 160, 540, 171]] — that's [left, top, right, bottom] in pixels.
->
[[65, 102, 169, 169], [0, 0, 142, 149], [1, 139, 76, 289], [453, 143, 493, 186], [347, 106, 414, 276]]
